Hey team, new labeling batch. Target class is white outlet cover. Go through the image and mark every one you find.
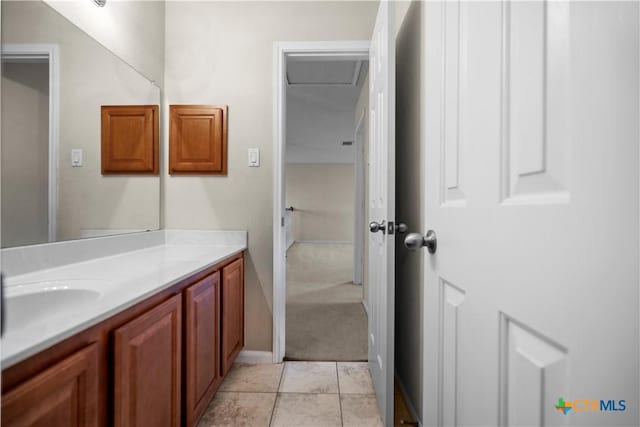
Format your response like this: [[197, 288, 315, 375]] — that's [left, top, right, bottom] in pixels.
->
[[248, 148, 260, 167], [71, 149, 83, 167]]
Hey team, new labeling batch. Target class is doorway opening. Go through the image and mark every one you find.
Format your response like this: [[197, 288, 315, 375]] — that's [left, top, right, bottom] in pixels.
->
[[283, 55, 369, 361], [1, 44, 59, 247], [272, 41, 370, 364]]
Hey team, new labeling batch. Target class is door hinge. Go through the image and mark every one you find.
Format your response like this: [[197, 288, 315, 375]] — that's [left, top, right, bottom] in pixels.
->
[[281, 217, 285, 227]]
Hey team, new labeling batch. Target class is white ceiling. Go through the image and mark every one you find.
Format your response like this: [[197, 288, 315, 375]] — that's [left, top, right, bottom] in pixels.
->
[[287, 59, 362, 86], [285, 59, 369, 164]]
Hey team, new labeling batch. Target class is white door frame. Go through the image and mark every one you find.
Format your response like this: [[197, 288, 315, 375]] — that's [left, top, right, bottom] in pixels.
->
[[353, 110, 366, 285], [272, 40, 370, 363], [2, 44, 59, 242]]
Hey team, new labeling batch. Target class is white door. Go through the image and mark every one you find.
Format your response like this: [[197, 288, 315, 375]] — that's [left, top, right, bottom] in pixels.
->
[[368, 1, 395, 425], [422, 1, 638, 426]]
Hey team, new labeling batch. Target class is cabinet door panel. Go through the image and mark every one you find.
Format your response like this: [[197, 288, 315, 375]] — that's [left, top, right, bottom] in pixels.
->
[[185, 272, 221, 426], [1, 343, 99, 427], [114, 294, 181, 427], [169, 105, 228, 175], [221, 257, 244, 376]]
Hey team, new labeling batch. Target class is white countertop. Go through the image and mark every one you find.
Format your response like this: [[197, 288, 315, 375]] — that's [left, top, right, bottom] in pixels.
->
[[1, 230, 246, 369]]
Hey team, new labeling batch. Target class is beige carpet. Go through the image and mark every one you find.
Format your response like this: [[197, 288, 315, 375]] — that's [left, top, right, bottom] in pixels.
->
[[285, 243, 367, 361]]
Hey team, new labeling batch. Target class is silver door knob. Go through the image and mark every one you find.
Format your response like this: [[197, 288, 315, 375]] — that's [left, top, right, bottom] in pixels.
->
[[404, 230, 437, 253], [395, 222, 408, 234], [369, 221, 386, 234]]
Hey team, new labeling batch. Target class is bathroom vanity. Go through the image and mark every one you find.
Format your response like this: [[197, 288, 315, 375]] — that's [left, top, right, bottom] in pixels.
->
[[1, 230, 247, 427], [1, 3, 248, 425]]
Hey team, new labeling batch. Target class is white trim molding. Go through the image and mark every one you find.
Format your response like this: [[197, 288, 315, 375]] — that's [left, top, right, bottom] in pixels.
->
[[1, 43, 60, 243], [236, 350, 274, 364], [353, 109, 366, 285], [272, 41, 370, 364]]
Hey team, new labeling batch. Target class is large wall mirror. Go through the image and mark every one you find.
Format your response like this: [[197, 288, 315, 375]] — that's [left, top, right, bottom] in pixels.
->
[[1, 1, 161, 248]]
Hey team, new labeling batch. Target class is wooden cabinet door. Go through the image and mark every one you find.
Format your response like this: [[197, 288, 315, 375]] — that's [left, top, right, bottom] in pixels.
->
[[114, 294, 181, 427], [101, 105, 159, 174], [169, 105, 228, 175], [1, 343, 99, 427], [185, 272, 221, 427], [221, 257, 244, 376]]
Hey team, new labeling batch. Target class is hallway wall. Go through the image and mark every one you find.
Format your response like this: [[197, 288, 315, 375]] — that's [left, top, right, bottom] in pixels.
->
[[286, 164, 355, 242], [163, 1, 378, 351], [395, 0, 424, 421]]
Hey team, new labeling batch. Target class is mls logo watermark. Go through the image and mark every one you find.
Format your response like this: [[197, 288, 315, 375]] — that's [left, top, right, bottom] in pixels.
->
[[555, 397, 627, 415]]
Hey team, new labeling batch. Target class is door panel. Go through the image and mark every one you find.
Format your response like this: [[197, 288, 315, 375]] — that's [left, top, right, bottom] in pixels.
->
[[221, 257, 244, 376], [424, 1, 639, 426], [501, 1, 570, 204], [185, 273, 221, 427], [368, 1, 395, 425], [499, 315, 568, 426], [442, 0, 466, 206], [439, 280, 465, 427], [114, 295, 182, 427]]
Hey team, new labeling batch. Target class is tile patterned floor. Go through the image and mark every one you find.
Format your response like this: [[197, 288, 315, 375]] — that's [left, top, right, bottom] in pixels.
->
[[198, 361, 383, 427]]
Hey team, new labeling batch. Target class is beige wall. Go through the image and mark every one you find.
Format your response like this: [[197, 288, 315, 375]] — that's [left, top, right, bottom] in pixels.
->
[[286, 164, 354, 242], [1, 63, 49, 247], [395, 1, 424, 420], [2, 1, 160, 243], [163, 1, 378, 351], [43, 0, 165, 86]]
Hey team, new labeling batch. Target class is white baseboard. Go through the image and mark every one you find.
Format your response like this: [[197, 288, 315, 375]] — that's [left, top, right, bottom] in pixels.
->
[[236, 350, 274, 364], [395, 371, 422, 427], [361, 300, 369, 316]]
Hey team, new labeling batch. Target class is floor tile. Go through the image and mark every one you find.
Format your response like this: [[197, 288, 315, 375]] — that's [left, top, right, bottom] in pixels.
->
[[340, 394, 384, 427], [337, 362, 375, 394], [197, 392, 276, 427], [279, 361, 339, 394], [219, 363, 284, 393], [271, 393, 342, 427]]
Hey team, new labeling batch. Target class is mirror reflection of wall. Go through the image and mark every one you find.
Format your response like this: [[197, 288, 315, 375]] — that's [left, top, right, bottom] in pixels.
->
[[1, 1, 161, 248], [1, 61, 50, 247]]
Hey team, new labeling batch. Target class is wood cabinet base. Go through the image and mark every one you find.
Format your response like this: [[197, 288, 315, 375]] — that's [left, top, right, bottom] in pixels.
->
[[1, 251, 245, 427]]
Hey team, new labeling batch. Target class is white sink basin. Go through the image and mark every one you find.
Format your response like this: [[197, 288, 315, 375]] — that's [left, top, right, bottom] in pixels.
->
[[4, 280, 103, 330]]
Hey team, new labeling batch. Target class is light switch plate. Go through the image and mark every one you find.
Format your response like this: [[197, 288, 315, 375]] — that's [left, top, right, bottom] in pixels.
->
[[71, 149, 83, 167], [248, 148, 260, 167]]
